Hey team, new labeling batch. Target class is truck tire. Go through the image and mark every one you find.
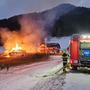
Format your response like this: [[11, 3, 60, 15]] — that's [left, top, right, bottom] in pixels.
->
[[72, 66, 77, 70]]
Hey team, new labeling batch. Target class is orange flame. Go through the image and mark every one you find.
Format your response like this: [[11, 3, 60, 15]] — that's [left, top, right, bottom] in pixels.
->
[[11, 42, 22, 52], [0, 17, 46, 56]]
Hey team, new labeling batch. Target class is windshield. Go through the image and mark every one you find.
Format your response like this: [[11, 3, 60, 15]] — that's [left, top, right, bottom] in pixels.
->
[[80, 42, 90, 49]]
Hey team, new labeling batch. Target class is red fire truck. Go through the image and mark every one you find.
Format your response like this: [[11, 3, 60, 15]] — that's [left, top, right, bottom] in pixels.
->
[[70, 34, 90, 70]]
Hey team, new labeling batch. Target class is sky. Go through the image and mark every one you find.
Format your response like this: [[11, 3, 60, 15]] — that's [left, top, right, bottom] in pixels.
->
[[0, 0, 90, 19]]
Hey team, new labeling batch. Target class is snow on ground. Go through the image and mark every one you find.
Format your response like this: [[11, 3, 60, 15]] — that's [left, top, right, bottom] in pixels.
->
[[32, 73, 65, 90], [0, 55, 63, 90], [63, 72, 90, 90]]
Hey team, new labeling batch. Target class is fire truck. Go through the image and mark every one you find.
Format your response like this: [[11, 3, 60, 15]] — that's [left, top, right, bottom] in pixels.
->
[[70, 34, 90, 70]]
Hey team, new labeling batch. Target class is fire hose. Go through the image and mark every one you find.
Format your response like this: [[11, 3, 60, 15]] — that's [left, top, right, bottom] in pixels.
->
[[41, 63, 71, 78]]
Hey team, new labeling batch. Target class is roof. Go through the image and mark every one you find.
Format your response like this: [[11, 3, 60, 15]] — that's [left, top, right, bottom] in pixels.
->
[[46, 43, 60, 49]]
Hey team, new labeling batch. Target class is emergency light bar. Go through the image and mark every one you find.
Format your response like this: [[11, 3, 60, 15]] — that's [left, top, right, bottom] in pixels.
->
[[81, 34, 90, 38]]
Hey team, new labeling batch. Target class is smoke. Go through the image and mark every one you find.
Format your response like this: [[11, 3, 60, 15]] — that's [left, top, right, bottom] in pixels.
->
[[0, 3, 76, 51], [0, 15, 47, 53], [19, 15, 47, 52], [41, 3, 75, 35]]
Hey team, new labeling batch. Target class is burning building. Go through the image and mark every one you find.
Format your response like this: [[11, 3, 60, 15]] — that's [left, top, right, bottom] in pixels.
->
[[0, 16, 47, 58], [0, 16, 50, 67], [39, 43, 60, 55]]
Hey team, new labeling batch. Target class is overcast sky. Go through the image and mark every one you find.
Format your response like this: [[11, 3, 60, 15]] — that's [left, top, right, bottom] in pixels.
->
[[0, 0, 90, 19]]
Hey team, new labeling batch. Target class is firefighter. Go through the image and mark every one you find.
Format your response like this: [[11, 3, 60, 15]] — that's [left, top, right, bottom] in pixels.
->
[[62, 51, 69, 71], [6, 64, 9, 71], [0, 64, 5, 70]]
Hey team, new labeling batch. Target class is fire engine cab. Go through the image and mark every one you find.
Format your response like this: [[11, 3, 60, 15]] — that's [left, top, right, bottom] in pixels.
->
[[70, 34, 90, 69]]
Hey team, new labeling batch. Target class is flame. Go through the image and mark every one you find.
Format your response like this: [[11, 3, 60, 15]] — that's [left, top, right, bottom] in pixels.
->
[[3, 42, 24, 57], [0, 17, 46, 56], [0, 30, 42, 54], [11, 43, 22, 52]]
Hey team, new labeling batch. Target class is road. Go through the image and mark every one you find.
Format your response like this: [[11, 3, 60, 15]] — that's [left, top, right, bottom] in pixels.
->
[[63, 70, 90, 90], [0, 55, 90, 90], [0, 55, 63, 90]]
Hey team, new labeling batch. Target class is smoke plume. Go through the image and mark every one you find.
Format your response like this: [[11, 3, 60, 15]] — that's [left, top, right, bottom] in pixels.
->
[[0, 15, 47, 53]]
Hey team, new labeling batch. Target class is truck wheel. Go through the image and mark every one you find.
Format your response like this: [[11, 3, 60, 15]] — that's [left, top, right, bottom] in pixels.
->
[[72, 66, 77, 70]]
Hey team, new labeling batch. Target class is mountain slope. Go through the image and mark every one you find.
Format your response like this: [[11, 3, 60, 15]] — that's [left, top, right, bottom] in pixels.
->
[[0, 4, 76, 32], [1, 4, 90, 37], [52, 7, 90, 37]]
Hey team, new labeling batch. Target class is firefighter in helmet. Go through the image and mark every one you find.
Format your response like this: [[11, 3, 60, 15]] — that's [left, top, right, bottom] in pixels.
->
[[62, 51, 69, 69]]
